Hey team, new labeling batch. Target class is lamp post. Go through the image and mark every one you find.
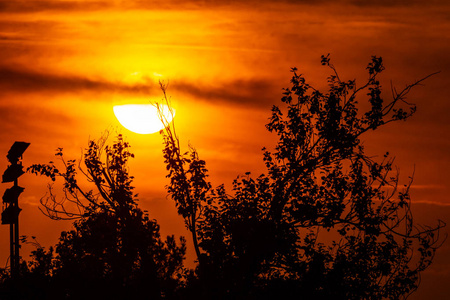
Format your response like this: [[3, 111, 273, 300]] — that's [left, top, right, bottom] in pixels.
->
[[1, 141, 29, 277]]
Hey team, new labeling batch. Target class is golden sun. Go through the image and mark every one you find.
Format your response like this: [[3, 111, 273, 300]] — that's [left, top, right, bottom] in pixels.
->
[[113, 104, 174, 134]]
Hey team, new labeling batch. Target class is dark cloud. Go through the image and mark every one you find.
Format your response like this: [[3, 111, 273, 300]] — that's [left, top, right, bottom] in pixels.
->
[[0, 35, 25, 41], [0, 67, 154, 96], [0, 0, 250, 12], [1, 0, 446, 14], [347, 0, 442, 7], [0, 20, 61, 32], [0, 66, 284, 108], [172, 78, 282, 108], [131, 0, 449, 10], [0, 20, 62, 44], [0, 0, 111, 13]]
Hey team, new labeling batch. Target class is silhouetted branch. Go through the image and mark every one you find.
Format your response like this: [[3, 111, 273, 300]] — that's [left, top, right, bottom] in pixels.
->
[[156, 81, 208, 263], [28, 132, 134, 220]]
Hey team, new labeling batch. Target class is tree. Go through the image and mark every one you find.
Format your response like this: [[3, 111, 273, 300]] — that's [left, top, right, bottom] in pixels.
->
[[21, 133, 187, 299], [158, 55, 446, 299]]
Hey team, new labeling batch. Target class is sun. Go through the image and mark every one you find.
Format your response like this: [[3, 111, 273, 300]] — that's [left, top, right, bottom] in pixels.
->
[[113, 104, 174, 134]]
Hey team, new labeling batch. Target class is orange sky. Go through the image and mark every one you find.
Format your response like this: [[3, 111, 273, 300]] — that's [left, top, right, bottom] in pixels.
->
[[1, 1, 450, 298]]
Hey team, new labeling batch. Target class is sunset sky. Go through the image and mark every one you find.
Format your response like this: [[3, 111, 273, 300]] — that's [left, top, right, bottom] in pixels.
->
[[1, 0, 449, 298]]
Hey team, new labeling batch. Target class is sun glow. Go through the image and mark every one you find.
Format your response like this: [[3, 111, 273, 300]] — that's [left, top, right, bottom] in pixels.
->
[[113, 104, 174, 134]]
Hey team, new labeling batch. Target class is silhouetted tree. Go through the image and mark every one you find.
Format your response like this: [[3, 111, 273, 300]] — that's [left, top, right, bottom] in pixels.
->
[[10, 134, 188, 299], [158, 55, 445, 299]]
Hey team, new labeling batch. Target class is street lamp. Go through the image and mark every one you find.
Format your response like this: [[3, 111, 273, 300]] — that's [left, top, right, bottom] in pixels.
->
[[1, 141, 29, 277]]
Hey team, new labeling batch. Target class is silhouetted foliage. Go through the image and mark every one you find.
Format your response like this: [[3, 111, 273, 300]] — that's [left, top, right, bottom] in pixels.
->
[[159, 56, 445, 299], [0, 56, 445, 300], [0, 134, 187, 299]]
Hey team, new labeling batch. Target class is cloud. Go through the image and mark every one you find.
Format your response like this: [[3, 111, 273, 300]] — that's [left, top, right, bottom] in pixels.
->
[[412, 200, 450, 206], [0, 0, 111, 13], [347, 0, 445, 7], [137, 0, 450, 9], [0, 66, 284, 108], [0, 0, 257, 13], [172, 78, 282, 108], [1, 0, 448, 14], [0, 66, 154, 95], [411, 184, 447, 190], [0, 34, 26, 41]]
